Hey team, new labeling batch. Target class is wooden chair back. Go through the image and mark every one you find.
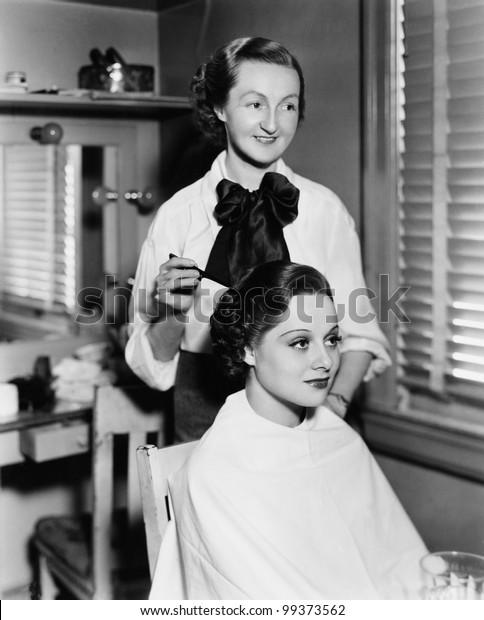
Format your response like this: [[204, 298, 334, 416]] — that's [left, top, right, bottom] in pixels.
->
[[91, 385, 167, 596], [35, 384, 168, 599], [137, 441, 197, 578]]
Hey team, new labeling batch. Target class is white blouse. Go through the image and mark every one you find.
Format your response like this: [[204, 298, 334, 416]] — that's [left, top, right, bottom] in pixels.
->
[[126, 152, 391, 390]]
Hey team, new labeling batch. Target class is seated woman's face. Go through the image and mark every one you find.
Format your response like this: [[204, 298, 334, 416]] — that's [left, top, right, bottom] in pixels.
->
[[245, 292, 341, 412]]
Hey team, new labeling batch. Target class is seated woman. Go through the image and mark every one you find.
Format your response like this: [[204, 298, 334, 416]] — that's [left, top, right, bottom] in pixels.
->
[[149, 261, 427, 600]]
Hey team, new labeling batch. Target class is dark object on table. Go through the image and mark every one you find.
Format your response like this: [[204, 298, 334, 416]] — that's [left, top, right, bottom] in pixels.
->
[[79, 46, 154, 93], [8, 355, 55, 411], [30, 88, 61, 95]]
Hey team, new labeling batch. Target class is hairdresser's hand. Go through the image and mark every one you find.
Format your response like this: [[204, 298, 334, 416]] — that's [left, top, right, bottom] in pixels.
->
[[154, 255, 200, 313], [325, 392, 350, 419]]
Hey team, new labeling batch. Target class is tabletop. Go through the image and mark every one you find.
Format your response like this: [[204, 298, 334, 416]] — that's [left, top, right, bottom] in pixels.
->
[[0, 400, 91, 434]]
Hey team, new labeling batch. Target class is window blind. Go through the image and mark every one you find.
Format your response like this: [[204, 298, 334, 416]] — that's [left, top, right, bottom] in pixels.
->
[[399, 0, 484, 404], [0, 145, 77, 315]]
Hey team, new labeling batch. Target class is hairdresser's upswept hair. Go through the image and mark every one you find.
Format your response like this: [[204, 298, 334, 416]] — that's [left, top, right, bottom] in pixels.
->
[[190, 37, 306, 146], [210, 261, 332, 381]]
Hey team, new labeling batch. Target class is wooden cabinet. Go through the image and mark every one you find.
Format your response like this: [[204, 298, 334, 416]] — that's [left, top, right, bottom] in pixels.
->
[[0, 93, 191, 340]]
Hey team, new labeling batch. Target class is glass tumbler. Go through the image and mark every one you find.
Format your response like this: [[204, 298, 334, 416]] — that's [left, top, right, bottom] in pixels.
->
[[420, 551, 484, 600]]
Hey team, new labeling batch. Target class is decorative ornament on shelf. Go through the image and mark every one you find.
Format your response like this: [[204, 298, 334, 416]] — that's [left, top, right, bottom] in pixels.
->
[[78, 47, 154, 94]]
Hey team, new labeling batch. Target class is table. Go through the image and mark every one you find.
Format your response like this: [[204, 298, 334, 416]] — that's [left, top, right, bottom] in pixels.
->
[[0, 401, 91, 467], [0, 401, 92, 596]]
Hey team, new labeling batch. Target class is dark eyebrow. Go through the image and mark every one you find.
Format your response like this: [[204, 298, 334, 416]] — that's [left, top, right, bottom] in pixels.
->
[[240, 90, 267, 99], [279, 325, 340, 338], [240, 91, 299, 101], [280, 328, 311, 337]]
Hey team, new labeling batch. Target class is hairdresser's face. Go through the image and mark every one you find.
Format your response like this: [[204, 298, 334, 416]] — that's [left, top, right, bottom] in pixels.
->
[[215, 61, 300, 170], [245, 294, 341, 423]]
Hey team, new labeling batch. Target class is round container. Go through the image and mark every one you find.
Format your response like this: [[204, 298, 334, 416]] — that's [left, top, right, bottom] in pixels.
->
[[6, 71, 27, 86], [420, 551, 484, 600], [0, 383, 19, 419]]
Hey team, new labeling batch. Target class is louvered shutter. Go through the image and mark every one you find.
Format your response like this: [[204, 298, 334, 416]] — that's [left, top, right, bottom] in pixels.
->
[[399, 0, 484, 403], [0, 145, 77, 314]]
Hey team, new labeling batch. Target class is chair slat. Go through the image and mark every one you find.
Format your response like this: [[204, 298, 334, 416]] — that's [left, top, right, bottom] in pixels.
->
[[137, 441, 197, 579]]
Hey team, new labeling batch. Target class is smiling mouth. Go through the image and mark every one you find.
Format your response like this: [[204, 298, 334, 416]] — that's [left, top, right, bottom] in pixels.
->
[[254, 136, 277, 144], [305, 378, 330, 389]]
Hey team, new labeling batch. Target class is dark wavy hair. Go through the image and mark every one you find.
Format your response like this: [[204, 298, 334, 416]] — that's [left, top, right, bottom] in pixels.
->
[[210, 261, 333, 381], [190, 37, 306, 147]]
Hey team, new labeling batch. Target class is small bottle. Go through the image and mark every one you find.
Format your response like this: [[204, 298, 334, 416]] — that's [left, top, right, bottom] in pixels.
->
[[33, 355, 52, 382], [107, 63, 125, 93]]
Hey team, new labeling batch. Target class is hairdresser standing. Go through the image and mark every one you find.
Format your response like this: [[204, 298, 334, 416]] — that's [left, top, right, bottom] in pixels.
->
[[125, 37, 391, 442]]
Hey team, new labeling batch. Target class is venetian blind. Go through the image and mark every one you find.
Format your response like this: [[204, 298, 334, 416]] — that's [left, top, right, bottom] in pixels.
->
[[0, 145, 77, 314], [399, 0, 484, 403]]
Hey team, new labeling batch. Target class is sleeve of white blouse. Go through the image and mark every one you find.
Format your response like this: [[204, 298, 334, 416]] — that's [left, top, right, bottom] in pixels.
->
[[124, 206, 183, 391], [324, 198, 392, 382]]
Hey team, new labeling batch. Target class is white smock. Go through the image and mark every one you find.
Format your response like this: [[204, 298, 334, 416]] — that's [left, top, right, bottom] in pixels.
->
[[150, 390, 427, 600]]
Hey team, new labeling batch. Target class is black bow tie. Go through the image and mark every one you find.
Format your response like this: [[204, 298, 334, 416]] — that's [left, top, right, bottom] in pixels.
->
[[214, 172, 299, 227], [205, 172, 299, 287]]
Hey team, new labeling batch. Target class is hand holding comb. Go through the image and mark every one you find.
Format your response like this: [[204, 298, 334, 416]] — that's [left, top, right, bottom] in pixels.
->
[[169, 254, 229, 287]]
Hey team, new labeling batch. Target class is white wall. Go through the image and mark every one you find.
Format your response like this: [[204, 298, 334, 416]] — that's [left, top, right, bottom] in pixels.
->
[[0, 0, 159, 93]]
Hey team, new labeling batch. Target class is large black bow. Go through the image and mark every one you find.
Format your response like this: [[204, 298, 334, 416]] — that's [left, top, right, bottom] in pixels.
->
[[205, 172, 299, 286]]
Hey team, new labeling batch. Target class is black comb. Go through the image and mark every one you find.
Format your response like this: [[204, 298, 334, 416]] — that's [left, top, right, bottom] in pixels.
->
[[169, 254, 229, 287]]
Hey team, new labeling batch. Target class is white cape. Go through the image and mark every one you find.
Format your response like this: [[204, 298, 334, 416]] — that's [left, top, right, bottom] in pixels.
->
[[150, 390, 427, 600]]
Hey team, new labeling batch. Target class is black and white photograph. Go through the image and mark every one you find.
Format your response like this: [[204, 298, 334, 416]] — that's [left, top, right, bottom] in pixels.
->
[[0, 0, 483, 611]]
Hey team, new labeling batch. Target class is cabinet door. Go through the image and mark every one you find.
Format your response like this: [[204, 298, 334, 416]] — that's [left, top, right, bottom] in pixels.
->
[[0, 116, 142, 339]]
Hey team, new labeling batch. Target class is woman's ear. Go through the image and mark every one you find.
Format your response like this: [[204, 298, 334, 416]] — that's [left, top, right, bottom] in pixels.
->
[[243, 345, 256, 367], [214, 106, 226, 123]]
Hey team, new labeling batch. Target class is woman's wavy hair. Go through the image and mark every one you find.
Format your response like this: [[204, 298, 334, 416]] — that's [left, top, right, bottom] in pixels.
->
[[210, 261, 332, 381], [190, 37, 306, 147]]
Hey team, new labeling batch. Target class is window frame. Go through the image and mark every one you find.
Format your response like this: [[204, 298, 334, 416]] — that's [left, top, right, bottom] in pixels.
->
[[361, 0, 484, 482]]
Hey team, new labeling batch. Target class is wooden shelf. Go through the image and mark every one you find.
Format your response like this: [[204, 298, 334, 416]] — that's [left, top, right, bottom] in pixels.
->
[[0, 92, 192, 119]]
